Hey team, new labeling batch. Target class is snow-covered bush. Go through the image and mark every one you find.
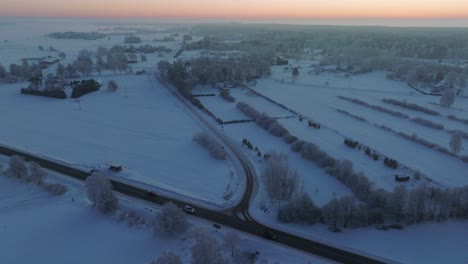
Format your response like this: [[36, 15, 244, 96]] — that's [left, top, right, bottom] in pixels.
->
[[8, 155, 28, 179], [450, 130, 464, 154], [85, 172, 119, 214], [278, 192, 321, 224], [25, 161, 46, 185], [107, 80, 118, 92], [154, 202, 187, 235], [283, 134, 298, 144], [193, 133, 227, 160], [382, 98, 440, 115], [290, 140, 305, 152], [44, 183, 69, 196], [412, 117, 444, 130], [153, 252, 182, 264], [191, 227, 225, 264], [440, 89, 456, 107]]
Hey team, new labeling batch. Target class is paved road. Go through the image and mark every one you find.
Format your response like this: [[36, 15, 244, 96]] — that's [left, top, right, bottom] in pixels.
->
[[0, 76, 392, 264]]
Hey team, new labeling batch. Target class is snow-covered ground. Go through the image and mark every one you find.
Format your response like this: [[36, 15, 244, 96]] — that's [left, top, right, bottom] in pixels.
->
[[0, 157, 330, 264], [250, 66, 468, 189], [0, 73, 241, 207]]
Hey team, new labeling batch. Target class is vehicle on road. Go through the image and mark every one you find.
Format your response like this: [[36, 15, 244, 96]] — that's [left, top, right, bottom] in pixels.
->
[[145, 191, 158, 197], [263, 230, 277, 240], [183, 205, 195, 214]]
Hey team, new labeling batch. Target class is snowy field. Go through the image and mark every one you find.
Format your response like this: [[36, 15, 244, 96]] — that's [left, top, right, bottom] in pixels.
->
[[0, 157, 329, 264], [0, 74, 241, 207], [0, 19, 245, 207], [250, 65, 468, 189]]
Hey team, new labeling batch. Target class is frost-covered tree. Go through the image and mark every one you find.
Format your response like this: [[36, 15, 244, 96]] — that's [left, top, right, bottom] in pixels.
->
[[450, 130, 464, 154], [58, 52, 66, 60], [153, 251, 182, 264], [56, 63, 66, 78], [444, 71, 458, 88], [73, 49, 93, 76], [277, 192, 321, 224], [291, 67, 299, 83], [440, 88, 456, 107], [85, 172, 119, 214], [262, 152, 298, 201], [224, 231, 240, 258], [95, 55, 106, 76], [0, 64, 6, 78], [154, 202, 187, 235], [8, 155, 28, 179], [191, 227, 224, 264], [65, 63, 78, 78], [107, 80, 119, 92], [25, 161, 46, 185]]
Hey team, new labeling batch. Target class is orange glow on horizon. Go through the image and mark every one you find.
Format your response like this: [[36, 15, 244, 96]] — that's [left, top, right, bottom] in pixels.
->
[[1, 0, 468, 20]]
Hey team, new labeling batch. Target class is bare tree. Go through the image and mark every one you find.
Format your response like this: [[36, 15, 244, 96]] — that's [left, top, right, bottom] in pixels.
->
[[388, 185, 407, 222], [262, 152, 298, 202], [153, 252, 182, 264], [224, 231, 241, 258], [154, 202, 187, 235], [191, 227, 224, 264], [440, 89, 455, 107], [291, 67, 299, 83]]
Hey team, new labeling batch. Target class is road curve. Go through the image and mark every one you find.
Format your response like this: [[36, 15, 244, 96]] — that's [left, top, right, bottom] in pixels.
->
[[0, 76, 391, 264]]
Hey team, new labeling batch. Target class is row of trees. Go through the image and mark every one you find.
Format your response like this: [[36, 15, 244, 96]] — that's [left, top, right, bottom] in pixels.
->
[[279, 183, 468, 229], [158, 50, 273, 90], [193, 133, 227, 160], [3, 156, 68, 196]]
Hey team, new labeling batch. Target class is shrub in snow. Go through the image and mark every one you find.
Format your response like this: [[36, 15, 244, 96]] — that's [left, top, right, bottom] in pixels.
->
[[412, 117, 444, 130], [278, 192, 321, 224], [262, 152, 298, 201], [337, 96, 410, 119], [8, 155, 28, 179], [290, 140, 305, 152], [382, 98, 440, 116], [71, 79, 101, 98], [154, 202, 187, 235], [85, 172, 119, 214], [191, 227, 225, 264], [440, 89, 456, 107], [44, 183, 69, 196], [450, 130, 464, 154], [448, 114, 468, 125], [283, 134, 298, 144], [25, 161, 46, 185], [107, 80, 118, 92], [219, 90, 236, 103], [21, 88, 67, 99], [153, 252, 182, 264], [301, 141, 336, 168], [193, 133, 227, 160]]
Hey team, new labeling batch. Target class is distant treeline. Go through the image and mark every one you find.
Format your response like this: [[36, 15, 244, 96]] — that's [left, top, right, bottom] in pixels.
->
[[48, 32, 106, 40]]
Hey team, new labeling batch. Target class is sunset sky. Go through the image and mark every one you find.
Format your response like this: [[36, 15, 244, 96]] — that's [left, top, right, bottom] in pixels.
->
[[1, 0, 468, 19]]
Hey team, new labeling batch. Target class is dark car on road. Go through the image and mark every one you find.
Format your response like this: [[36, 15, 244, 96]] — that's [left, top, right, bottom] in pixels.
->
[[263, 230, 277, 240]]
